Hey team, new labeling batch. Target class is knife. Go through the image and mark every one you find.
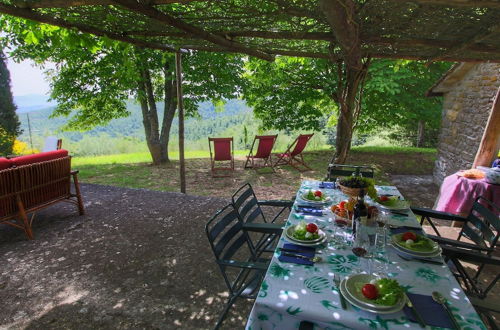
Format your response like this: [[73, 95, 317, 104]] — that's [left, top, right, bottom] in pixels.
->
[[281, 252, 314, 262], [333, 274, 347, 310], [405, 293, 426, 328]]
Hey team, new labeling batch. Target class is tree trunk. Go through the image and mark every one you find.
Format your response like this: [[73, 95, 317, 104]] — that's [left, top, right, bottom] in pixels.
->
[[417, 120, 425, 147], [159, 57, 177, 163]]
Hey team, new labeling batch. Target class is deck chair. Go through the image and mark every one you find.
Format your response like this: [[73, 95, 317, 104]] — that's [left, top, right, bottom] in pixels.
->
[[244, 135, 277, 171], [208, 137, 234, 177], [205, 204, 270, 329], [325, 164, 374, 182], [274, 134, 314, 171], [42, 136, 62, 152], [412, 196, 500, 298]]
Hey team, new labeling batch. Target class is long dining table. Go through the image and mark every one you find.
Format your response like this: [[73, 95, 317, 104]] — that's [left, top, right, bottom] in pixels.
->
[[245, 180, 486, 330]]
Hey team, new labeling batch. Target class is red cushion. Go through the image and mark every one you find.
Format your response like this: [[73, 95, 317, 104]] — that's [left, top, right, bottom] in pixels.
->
[[0, 157, 11, 171], [10, 149, 69, 167]]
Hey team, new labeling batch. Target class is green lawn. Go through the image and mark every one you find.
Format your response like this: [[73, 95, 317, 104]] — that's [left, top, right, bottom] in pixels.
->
[[72, 146, 437, 199]]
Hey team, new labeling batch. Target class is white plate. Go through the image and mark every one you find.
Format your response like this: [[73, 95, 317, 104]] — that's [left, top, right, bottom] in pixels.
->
[[286, 226, 326, 244], [344, 274, 395, 310], [391, 242, 443, 258], [391, 234, 440, 256], [340, 278, 406, 314], [298, 192, 328, 205], [284, 233, 328, 247], [376, 199, 410, 211]]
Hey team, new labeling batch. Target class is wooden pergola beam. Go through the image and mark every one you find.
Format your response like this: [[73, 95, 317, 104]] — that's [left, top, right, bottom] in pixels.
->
[[430, 23, 500, 62], [125, 29, 500, 55], [111, 0, 274, 61], [0, 3, 177, 52], [15, 0, 199, 8]]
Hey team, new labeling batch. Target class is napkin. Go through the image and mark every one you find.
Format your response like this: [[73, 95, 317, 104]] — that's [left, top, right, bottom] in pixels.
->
[[295, 207, 323, 216], [318, 181, 335, 189], [403, 292, 455, 328], [278, 243, 316, 266]]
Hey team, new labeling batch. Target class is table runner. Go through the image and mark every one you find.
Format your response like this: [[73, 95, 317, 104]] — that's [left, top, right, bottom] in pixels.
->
[[245, 180, 485, 330]]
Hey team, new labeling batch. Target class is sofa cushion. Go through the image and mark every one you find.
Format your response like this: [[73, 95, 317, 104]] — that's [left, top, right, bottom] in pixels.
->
[[0, 157, 11, 171], [10, 149, 69, 167]]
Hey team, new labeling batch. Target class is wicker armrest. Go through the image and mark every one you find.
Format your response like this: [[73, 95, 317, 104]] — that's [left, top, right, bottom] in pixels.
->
[[411, 207, 467, 222]]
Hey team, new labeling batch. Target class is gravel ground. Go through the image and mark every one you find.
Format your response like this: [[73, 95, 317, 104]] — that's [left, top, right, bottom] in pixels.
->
[[0, 184, 253, 330]]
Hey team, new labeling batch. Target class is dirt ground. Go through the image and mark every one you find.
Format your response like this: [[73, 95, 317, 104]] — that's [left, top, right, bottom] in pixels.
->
[[0, 175, 498, 329]]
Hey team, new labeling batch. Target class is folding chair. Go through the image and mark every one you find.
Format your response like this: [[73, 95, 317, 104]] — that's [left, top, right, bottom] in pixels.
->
[[325, 164, 374, 182], [208, 137, 234, 178], [205, 204, 270, 329], [244, 135, 277, 171], [274, 134, 314, 171], [412, 196, 500, 298], [232, 183, 291, 253]]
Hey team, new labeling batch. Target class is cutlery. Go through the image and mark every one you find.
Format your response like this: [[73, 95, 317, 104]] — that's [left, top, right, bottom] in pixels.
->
[[279, 247, 311, 254], [296, 204, 323, 209], [432, 292, 460, 330], [281, 252, 322, 263], [405, 293, 426, 328], [333, 274, 347, 310], [397, 254, 443, 265]]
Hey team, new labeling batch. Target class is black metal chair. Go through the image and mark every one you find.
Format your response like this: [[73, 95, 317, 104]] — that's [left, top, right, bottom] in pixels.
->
[[231, 183, 292, 254], [205, 204, 270, 329], [413, 197, 500, 297], [325, 163, 374, 182], [441, 245, 500, 325]]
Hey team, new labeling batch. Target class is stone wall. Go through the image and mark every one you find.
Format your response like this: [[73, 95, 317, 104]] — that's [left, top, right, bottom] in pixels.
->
[[433, 63, 500, 184]]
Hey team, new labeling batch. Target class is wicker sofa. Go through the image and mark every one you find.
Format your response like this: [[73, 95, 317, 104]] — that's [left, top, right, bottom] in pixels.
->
[[0, 149, 84, 239]]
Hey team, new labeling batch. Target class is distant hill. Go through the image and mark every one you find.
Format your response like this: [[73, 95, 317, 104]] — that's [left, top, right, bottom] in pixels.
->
[[14, 94, 56, 113]]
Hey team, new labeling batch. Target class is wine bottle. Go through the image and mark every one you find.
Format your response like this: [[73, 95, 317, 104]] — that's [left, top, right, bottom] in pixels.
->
[[353, 190, 368, 236]]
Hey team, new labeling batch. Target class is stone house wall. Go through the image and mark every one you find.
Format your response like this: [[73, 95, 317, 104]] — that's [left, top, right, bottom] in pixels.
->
[[433, 63, 500, 184]]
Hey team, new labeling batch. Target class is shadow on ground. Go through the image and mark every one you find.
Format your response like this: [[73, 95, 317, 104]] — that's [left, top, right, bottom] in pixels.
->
[[0, 184, 252, 329]]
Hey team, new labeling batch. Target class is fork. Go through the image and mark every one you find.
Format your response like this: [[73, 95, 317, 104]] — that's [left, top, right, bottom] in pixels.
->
[[333, 274, 347, 310]]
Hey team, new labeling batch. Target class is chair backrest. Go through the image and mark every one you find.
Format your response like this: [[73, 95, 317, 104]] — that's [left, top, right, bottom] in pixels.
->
[[231, 183, 267, 224], [289, 134, 314, 156], [459, 196, 500, 251], [205, 204, 255, 292], [209, 137, 233, 161], [42, 136, 60, 152], [326, 164, 374, 181], [252, 135, 277, 159]]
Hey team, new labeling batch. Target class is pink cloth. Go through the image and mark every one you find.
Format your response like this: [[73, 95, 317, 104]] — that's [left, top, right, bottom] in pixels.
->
[[436, 173, 500, 215]]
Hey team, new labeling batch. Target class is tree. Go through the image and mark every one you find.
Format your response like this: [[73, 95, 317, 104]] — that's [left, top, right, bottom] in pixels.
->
[[0, 49, 21, 156], [243, 57, 450, 157], [1, 18, 245, 164]]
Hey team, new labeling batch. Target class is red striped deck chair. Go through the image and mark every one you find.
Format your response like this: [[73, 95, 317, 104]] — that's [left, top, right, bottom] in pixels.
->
[[274, 134, 314, 171], [244, 135, 277, 171], [208, 137, 234, 177]]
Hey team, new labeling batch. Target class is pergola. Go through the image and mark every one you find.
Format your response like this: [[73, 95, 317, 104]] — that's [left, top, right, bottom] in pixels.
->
[[1, 0, 499, 191]]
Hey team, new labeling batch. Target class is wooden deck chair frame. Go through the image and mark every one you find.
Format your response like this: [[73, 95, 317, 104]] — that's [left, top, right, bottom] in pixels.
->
[[208, 137, 234, 178], [274, 134, 314, 172], [244, 135, 277, 172]]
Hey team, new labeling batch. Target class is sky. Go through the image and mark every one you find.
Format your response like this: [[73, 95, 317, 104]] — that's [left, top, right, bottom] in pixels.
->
[[6, 58, 53, 96]]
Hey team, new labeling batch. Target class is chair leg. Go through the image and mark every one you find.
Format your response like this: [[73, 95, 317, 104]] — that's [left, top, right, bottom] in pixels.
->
[[214, 296, 237, 330], [72, 173, 85, 215], [16, 195, 34, 240]]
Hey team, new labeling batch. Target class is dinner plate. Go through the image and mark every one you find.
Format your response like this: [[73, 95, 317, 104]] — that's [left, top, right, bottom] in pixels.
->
[[376, 199, 410, 211], [391, 233, 440, 256], [391, 242, 443, 258], [285, 226, 326, 244], [344, 274, 395, 310], [340, 278, 406, 314], [298, 192, 328, 206]]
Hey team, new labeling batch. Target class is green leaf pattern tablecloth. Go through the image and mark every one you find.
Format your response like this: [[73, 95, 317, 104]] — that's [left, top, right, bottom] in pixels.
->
[[245, 181, 486, 330]]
